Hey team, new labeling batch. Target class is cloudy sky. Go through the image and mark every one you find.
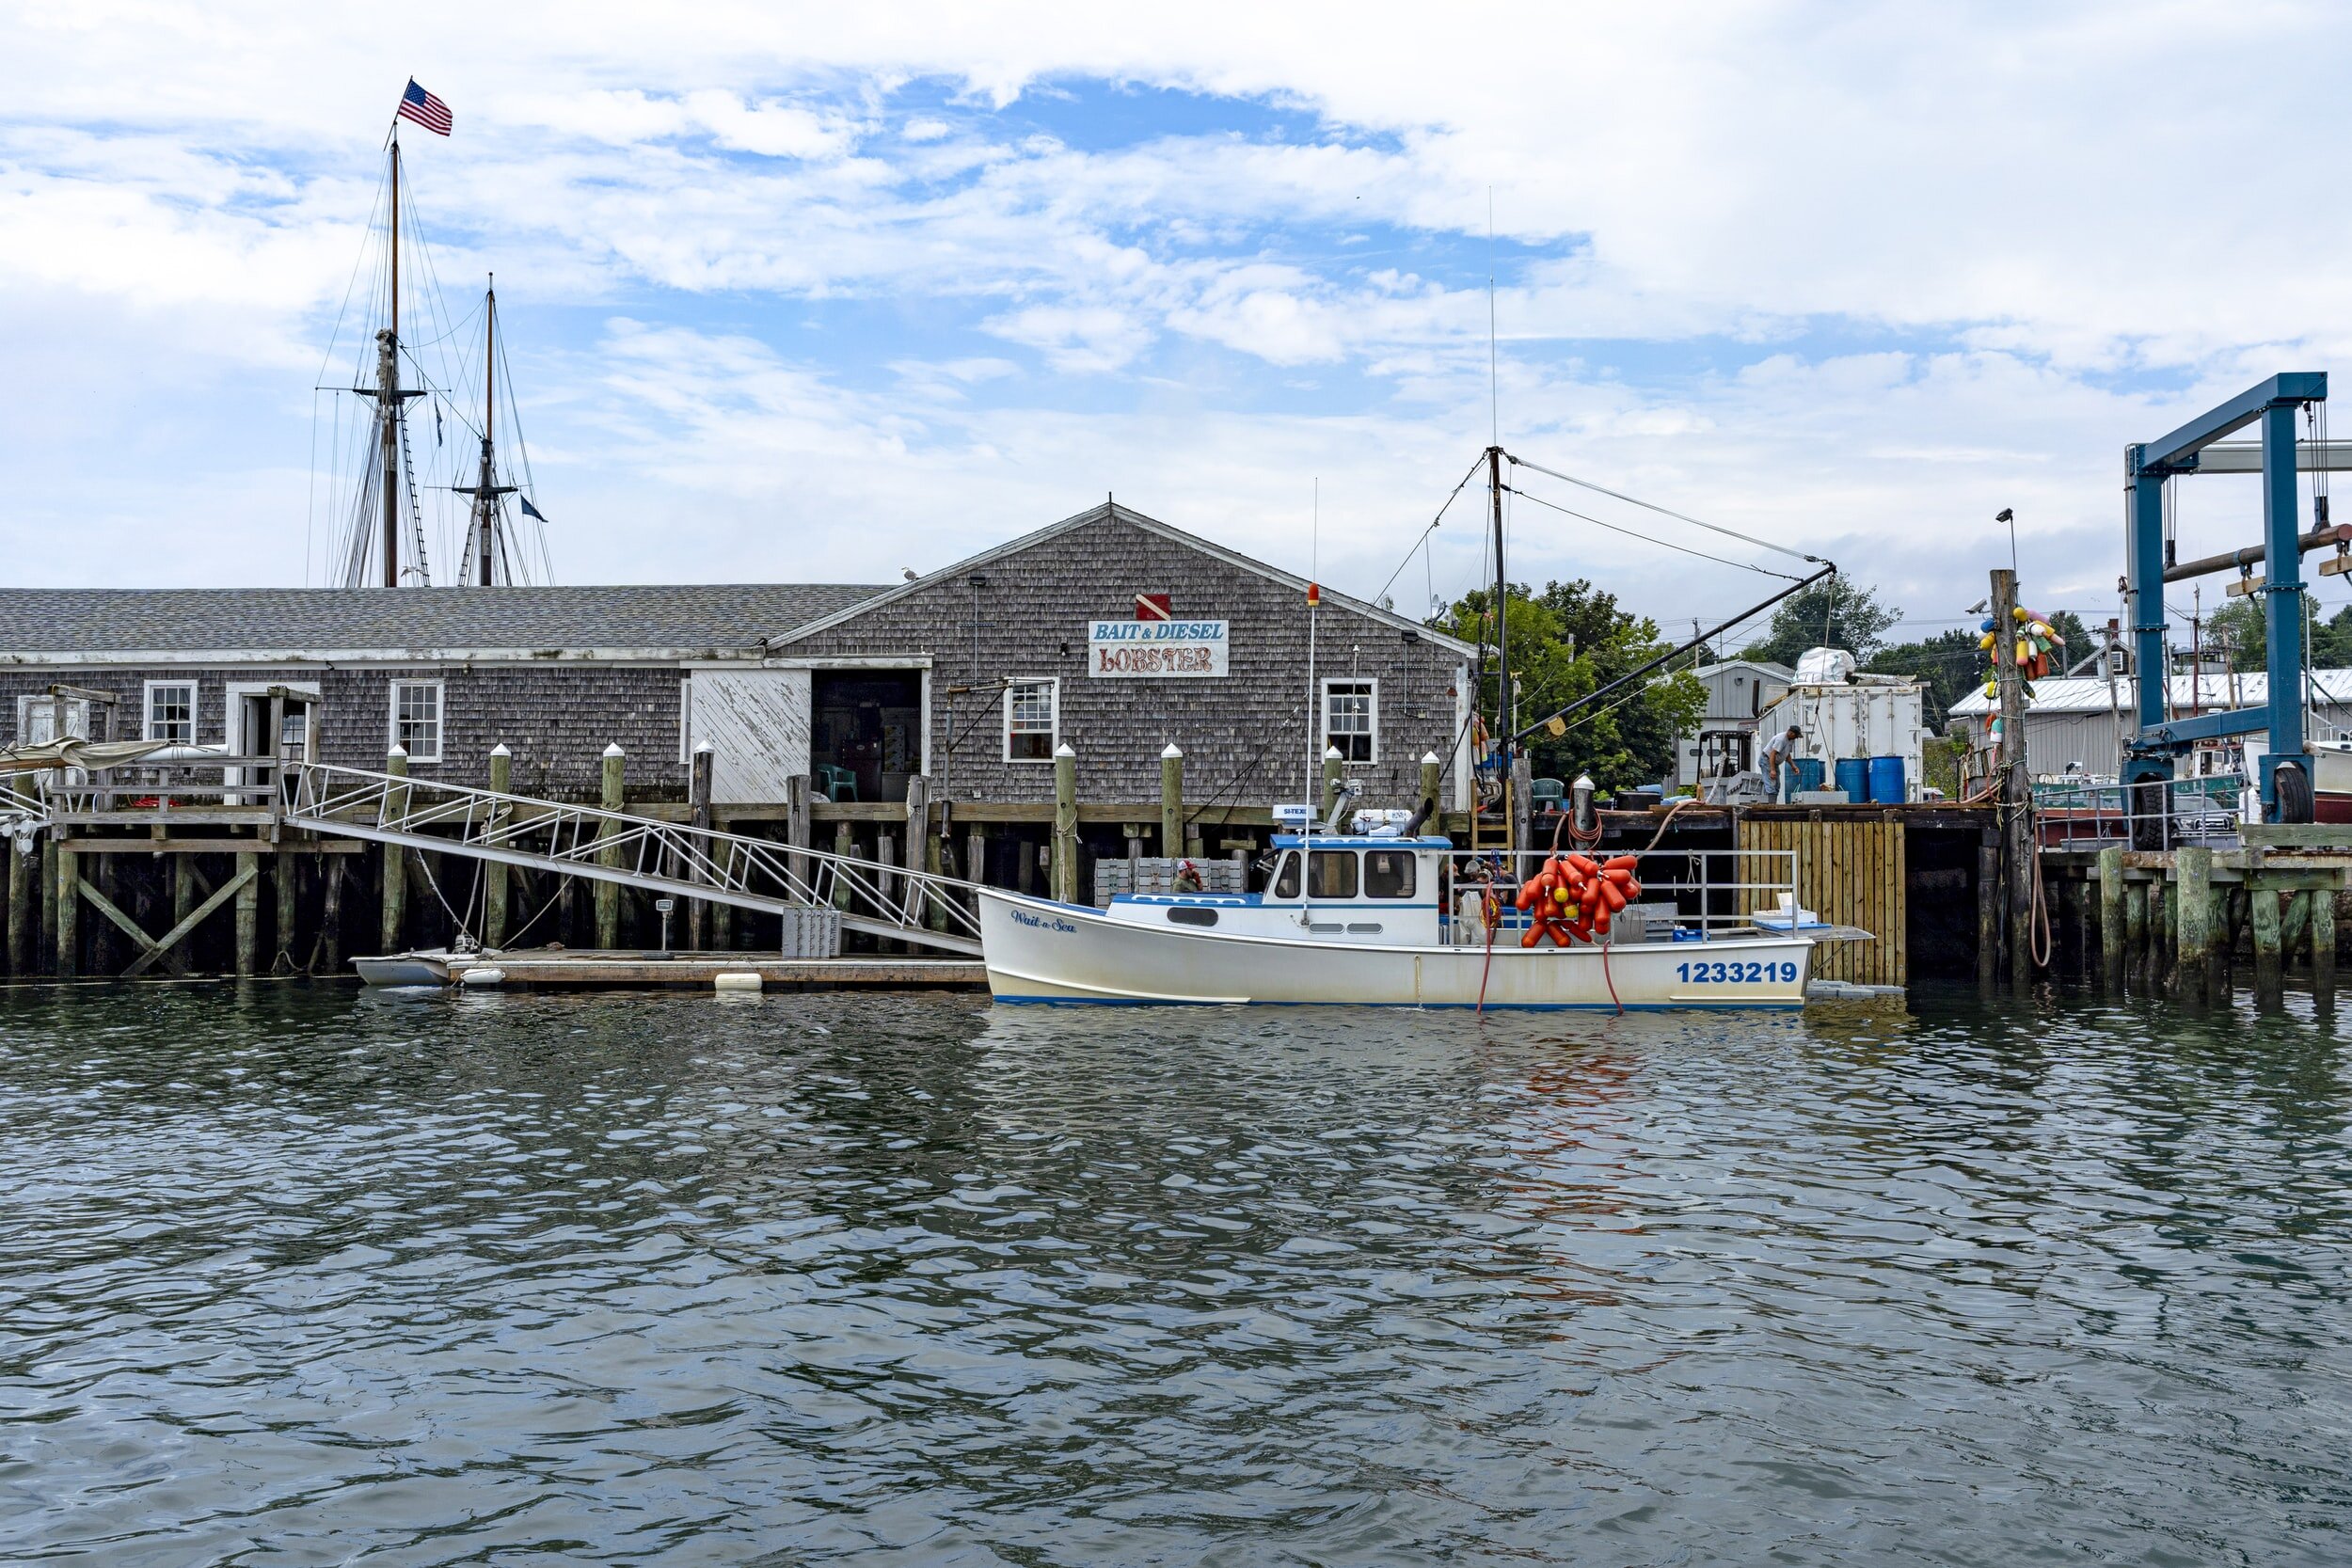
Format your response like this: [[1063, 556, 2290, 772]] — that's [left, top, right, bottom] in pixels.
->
[[5, 1, 2348, 642]]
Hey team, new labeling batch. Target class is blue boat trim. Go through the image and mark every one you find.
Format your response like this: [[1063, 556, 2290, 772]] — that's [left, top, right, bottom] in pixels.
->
[[991, 995, 1804, 1010]]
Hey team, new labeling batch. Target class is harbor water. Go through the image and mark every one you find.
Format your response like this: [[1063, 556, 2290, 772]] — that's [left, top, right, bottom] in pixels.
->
[[2, 986, 2347, 1564]]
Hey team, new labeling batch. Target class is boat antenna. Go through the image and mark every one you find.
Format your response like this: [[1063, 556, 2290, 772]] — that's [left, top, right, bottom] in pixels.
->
[[1487, 186, 1499, 449]]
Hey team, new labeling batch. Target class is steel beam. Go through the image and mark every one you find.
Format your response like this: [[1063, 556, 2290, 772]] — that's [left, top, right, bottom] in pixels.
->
[[2190, 438, 2352, 474], [2136, 372, 2328, 475], [2138, 704, 2271, 747]]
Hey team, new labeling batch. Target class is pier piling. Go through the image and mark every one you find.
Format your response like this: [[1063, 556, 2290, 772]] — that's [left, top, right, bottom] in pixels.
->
[[233, 850, 260, 976], [7, 843, 32, 976], [595, 743, 625, 949], [2176, 847, 2213, 1005], [55, 845, 77, 979], [2250, 887, 2283, 1006], [687, 743, 713, 951], [2314, 893, 2338, 1006], [1053, 743, 1079, 904], [485, 744, 512, 949], [1161, 743, 1184, 859], [380, 746, 409, 954], [2097, 847, 2124, 992]]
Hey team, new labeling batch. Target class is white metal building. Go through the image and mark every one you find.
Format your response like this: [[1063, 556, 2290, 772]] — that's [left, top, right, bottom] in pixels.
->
[[1674, 658, 1793, 785], [1947, 669, 2352, 777]]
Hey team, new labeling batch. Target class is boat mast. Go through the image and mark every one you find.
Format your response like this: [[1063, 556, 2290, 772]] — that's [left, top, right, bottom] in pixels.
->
[[1488, 443, 1511, 847], [377, 132, 404, 588], [476, 279, 498, 585]]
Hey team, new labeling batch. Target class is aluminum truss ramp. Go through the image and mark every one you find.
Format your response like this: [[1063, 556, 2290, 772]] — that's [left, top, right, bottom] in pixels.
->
[[283, 762, 982, 956]]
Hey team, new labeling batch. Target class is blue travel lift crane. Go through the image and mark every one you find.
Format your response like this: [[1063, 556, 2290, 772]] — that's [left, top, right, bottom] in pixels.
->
[[2124, 372, 2351, 832]]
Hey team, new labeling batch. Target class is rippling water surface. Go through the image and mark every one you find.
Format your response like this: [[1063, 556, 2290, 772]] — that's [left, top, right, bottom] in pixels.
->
[[2, 984, 2348, 1565]]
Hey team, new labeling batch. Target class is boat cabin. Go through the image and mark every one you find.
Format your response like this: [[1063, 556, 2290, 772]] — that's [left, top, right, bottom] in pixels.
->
[[1102, 833, 1453, 945]]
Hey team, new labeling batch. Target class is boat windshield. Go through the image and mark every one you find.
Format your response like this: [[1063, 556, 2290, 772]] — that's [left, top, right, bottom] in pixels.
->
[[1363, 849, 1416, 898], [1308, 851, 1358, 899], [1272, 851, 1300, 898]]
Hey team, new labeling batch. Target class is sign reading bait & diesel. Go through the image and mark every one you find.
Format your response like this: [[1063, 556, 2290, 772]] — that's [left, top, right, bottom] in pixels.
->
[[1087, 619, 1230, 677]]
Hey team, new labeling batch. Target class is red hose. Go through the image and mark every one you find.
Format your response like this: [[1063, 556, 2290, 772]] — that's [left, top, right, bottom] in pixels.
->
[[1600, 934, 1623, 1017], [1477, 887, 1500, 1015]]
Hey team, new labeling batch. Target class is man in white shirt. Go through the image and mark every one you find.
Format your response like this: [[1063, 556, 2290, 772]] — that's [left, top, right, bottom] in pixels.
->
[[1759, 725, 1803, 801]]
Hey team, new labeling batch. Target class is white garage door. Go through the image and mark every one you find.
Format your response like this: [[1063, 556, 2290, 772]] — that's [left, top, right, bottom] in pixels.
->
[[687, 669, 812, 803]]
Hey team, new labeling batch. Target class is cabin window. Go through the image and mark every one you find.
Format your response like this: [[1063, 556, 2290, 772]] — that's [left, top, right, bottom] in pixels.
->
[[389, 679, 443, 763], [1005, 677, 1058, 762], [144, 682, 196, 745], [1363, 849, 1417, 899], [1308, 850, 1359, 899], [1167, 906, 1219, 927], [1272, 851, 1300, 898], [1322, 678, 1377, 763]]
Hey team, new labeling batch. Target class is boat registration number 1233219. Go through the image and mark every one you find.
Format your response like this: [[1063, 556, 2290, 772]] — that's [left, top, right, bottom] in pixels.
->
[[1677, 959, 1799, 984]]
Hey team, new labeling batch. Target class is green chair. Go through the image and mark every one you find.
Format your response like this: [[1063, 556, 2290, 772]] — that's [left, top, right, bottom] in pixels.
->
[[815, 764, 858, 802], [1531, 777, 1567, 814]]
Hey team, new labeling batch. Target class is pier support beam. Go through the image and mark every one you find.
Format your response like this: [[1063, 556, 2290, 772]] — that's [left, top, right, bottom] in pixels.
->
[[2314, 891, 2338, 1008], [55, 845, 77, 979], [2249, 884, 2284, 1006], [1053, 743, 1079, 905], [484, 744, 512, 949], [319, 857, 343, 974], [1161, 743, 1184, 859], [687, 743, 712, 951], [2281, 890, 2312, 968], [595, 743, 624, 949], [2176, 847, 2214, 1005], [834, 820, 856, 915], [1977, 840, 1999, 990], [234, 851, 260, 976], [2123, 879, 2148, 990], [2097, 847, 2125, 993], [380, 746, 409, 955], [6, 841, 31, 977], [274, 849, 297, 974]]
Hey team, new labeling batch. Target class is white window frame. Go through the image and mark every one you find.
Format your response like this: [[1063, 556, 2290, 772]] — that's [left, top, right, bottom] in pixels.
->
[[1322, 676, 1379, 764], [143, 680, 198, 744], [389, 678, 445, 763], [1003, 676, 1059, 763], [16, 694, 89, 747]]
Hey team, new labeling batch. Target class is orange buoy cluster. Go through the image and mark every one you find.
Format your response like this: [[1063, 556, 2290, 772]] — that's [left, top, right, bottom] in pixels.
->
[[1513, 852, 1642, 947]]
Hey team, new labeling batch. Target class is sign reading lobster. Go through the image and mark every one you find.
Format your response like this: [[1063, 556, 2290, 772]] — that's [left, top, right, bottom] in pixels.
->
[[1511, 852, 1643, 947]]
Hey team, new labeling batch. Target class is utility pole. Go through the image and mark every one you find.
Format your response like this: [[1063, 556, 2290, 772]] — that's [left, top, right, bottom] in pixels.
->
[[1991, 569, 2032, 990]]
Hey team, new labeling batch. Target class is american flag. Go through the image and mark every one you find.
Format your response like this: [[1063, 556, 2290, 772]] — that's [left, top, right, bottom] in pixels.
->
[[398, 79, 452, 136]]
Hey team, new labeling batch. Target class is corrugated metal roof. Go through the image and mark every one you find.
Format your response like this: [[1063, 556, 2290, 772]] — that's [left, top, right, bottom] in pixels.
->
[[0, 584, 890, 657], [1948, 669, 2352, 716]]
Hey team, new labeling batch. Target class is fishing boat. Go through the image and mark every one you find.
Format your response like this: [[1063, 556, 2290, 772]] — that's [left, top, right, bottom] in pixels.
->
[[977, 832, 1817, 1008]]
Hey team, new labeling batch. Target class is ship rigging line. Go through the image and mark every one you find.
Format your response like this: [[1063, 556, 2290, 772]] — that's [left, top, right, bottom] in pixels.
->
[[1503, 452, 1825, 566], [1371, 452, 1487, 611], [1501, 483, 1803, 581]]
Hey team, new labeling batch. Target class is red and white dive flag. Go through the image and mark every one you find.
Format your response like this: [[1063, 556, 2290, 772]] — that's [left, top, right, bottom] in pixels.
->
[[399, 79, 453, 136], [1134, 593, 1172, 622]]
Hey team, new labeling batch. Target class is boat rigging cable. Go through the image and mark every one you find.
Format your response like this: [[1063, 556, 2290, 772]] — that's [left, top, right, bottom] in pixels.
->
[[1504, 452, 1828, 566], [1370, 452, 1487, 613], [1501, 483, 1804, 581]]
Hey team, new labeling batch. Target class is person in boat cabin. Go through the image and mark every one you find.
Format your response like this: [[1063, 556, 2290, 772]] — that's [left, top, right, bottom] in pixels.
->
[[1759, 724, 1803, 802]]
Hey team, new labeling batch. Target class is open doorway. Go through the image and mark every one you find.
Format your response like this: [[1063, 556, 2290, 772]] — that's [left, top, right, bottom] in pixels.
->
[[811, 670, 923, 803]]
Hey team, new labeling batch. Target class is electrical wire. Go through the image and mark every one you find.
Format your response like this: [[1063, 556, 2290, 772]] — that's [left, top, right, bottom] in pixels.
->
[[1371, 452, 1487, 610]]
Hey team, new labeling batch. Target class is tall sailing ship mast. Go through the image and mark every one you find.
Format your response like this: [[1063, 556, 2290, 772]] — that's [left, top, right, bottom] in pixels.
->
[[318, 83, 550, 589]]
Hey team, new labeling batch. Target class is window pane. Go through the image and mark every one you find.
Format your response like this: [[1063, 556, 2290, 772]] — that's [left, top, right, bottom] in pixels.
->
[[1007, 679, 1055, 760], [1308, 850, 1358, 899], [1364, 850, 1416, 899], [1272, 851, 1300, 898], [148, 685, 194, 743], [1325, 680, 1374, 763]]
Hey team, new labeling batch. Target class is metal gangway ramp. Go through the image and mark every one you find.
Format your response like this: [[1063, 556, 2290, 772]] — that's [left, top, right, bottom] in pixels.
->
[[283, 762, 982, 956]]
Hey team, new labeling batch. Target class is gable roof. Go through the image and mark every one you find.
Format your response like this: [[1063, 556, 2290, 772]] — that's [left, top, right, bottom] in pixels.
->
[[763, 499, 1479, 658], [0, 583, 889, 662], [1692, 658, 1795, 682]]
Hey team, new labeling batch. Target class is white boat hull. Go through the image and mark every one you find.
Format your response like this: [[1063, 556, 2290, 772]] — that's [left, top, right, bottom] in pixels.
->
[[978, 890, 1811, 1009], [353, 951, 451, 986]]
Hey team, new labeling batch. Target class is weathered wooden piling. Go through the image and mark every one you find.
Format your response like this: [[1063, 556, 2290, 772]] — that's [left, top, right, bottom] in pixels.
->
[[55, 844, 77, 979], [2097, 847, 2124, 992], [833, 820, 855, 913], [318, 857, 342, 974], [595, 743, 624, 949], [1420, 752, 1442, 825], [1977, 840, 1999, 990], [233, 850, 260, 976], [39, 838, 56, 974], [484, 744, 512, 949], [1322, 745, 1343, 822], [2314, 893, 2337, 1006], [380, 746, 409, 954], [273, 849, 297, 973], [7, 842, 33, 976], [2175, 847, 2213, 1005], [1053, 742, 1079, 904], [1161, 743, 1184, 858], [687, 743, 712, 950], [2249, 887, 2283, 1006]]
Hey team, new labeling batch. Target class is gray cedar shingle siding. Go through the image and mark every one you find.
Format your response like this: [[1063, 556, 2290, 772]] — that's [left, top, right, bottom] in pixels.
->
[[775, 506, 1473, 807]]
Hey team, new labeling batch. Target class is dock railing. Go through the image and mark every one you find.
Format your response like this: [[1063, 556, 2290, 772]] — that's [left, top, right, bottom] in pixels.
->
[[281, 761, 983, 956], [1447, 846, 1800, 943], [2032, 773, 2244, 850]]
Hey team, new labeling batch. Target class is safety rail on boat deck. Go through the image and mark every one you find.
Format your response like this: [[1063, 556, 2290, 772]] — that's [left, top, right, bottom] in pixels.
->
[[1440, 845, 1802, 943], [2030, 773, 2244, 850], [280, 761, 983, 956]]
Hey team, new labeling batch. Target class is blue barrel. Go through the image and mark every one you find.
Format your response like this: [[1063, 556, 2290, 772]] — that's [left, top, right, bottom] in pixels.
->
[[1786, 758, 1825, 795], [1867, 755, 1907, 802], [1834, 758, 1869, 801]]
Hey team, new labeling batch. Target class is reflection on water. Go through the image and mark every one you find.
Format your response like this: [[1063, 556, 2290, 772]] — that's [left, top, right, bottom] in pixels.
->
[[0, 985, 2346, 1564]]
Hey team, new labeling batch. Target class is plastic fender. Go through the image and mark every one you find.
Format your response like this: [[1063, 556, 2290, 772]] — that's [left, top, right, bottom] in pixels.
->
[[1602, 854, 1637, 873], [1592, 909, 1613, 936], [1599, 880, 1626, 913], [1601, 866, 1633, 885], [1566, 853, 1599, 878]]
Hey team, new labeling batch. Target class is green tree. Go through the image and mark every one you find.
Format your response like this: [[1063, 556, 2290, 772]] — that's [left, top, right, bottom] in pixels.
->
[[1738, 578, 1899, 667], [2206, 595, 2352, 671], [1434, 579, 1704, 794]]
